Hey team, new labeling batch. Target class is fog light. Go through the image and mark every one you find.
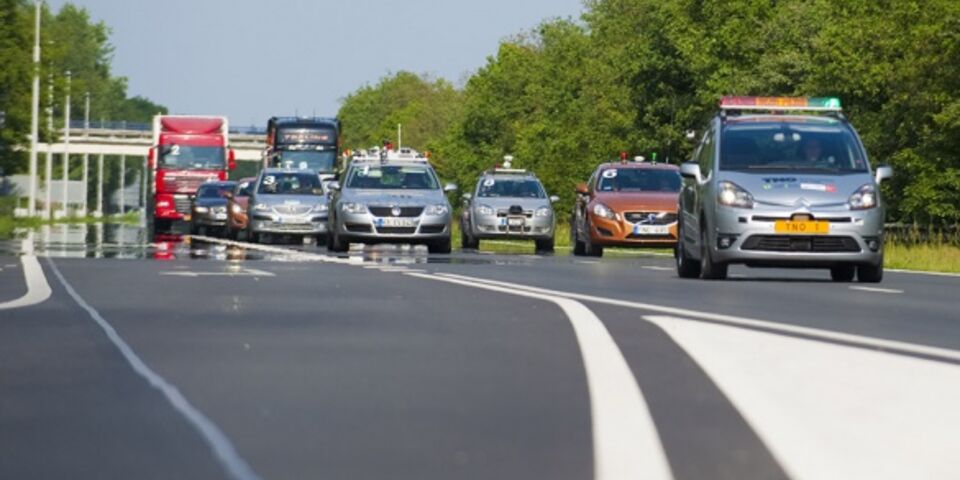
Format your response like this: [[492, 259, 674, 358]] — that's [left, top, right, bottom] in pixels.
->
[[865, 237, 881, 252], [717, 235, 737, 249]]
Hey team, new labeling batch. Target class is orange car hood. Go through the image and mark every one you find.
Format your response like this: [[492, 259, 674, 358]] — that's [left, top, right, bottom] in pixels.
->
[[594, 192, 678, 211]]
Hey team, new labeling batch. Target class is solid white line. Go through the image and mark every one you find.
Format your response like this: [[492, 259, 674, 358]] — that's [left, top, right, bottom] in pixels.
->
[[46, 260, 260, 480], [642, 266, 673, 271], [887, 268, 960, 278], [849, 286, 903, 294], [405, 272, 673, 480], [435, 273, 960, 362], [0, 255, 52, 310]]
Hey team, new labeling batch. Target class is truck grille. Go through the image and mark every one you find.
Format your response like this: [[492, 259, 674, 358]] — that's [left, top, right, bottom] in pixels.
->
[[624, 212, 677, 225], [163, 175, 214, 193], [741, 235, 861, 252], [174, 195, 192, 214], [369, 206, 424, 217]]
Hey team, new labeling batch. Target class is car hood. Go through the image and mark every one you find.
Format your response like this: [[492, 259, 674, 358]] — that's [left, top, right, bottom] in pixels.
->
[[720, 171, 874, 208], [341, 189, 449, 206], [471, 197, 551, 211], [254, 194, 327, 207], [194, 198, 228, 207], [593, 192, 678, 212]]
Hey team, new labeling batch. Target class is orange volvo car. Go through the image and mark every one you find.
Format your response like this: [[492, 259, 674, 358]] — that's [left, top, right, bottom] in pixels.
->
[[226, 177, 257, 240], [571, 159, 682, 256]]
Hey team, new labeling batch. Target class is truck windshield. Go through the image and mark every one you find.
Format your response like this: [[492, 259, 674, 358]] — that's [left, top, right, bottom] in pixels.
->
[[345, 165, 439, 190], [598, 169, 682, 192], [159, 145, 225, 169], [478, 178, 545, 198], [275, 150, 337, 172], [257, 173, 323, 195], [720, 123, 869, 173]]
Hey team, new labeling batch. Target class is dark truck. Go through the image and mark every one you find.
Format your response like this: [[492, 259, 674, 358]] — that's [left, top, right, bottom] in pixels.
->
[[264, 117, 341, 180]]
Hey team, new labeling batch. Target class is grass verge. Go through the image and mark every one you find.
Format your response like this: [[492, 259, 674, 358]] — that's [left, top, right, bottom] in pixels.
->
[[0, 212, 140, 240], [885, 242, 960, 273]]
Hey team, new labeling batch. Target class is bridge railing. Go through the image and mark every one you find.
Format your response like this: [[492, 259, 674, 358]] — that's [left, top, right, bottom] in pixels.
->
[[66, 120, 266, 135]]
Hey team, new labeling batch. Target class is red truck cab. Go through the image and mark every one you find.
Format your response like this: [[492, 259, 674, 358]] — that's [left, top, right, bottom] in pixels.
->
[[148, 116, 235, 232]]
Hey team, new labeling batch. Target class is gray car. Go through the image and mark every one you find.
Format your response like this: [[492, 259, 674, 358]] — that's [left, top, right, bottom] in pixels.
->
[[676, 97, 893, 282], [326, 154, 456, 253], [247, 168, 329, 244], [189, 181, 236, 237], [460, 168, 559, 252]]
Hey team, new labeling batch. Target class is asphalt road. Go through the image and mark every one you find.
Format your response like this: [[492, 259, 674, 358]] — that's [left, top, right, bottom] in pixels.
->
[[2, 225, 959, 479]]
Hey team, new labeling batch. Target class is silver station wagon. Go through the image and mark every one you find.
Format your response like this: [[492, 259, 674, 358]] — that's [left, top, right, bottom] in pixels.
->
[[677, 97, 893, 282], [246, 168, 330, 244], [326, 148, 457, 254]]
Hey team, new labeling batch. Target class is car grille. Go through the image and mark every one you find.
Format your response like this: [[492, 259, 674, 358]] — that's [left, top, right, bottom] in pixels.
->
[[624, 212, 677, 225], [273, 204, 312, 215], [741, 235, 861, 252], [174, 195, 192, 215], [376, 226, 417, 235], [626, 233, 675, 241], [497, 209, 533, 218], [369, 206, 424, 217], [266, 223, 316, 232], [751, 215, 853, 223], [419, 225, 445, 234], [345, 223, 372, 233]]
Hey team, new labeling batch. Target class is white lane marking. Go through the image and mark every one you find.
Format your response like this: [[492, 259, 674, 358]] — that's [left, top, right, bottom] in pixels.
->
[[0, 235, 52, 311], [160, 269, 275, 278], [849, 286, 903, 294], [642, 266, 673, 271], [887, 268, 960, 278], [405, 272, 673, 480], [435, 273, 960, 362], [46, 260, 260, 480], [575, 260, 599, 265], [645, 314, 960, 480]]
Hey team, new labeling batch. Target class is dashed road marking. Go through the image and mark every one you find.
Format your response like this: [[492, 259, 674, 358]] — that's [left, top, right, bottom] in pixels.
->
[[849, 286, 903, 294]]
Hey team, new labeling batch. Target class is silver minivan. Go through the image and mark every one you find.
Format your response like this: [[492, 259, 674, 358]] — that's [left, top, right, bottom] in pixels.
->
[[676, 97, 893, 282]]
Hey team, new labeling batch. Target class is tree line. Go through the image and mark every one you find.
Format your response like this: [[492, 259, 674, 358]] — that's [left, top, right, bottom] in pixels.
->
[[0, 0, 166, 177], [337, 0, 960, 224]]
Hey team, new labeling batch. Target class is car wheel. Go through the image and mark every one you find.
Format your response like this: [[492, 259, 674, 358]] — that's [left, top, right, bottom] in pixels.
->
[[830, 265, 856, 282], [535, 237, 554, 253], [584, 225, 603, 257], [699, 223, 727, 280], [571, 218, 586, 256], [315, 235, 327, 246], [676, 220, 701, 278], [428, 237, 452, 254], [328, 230, 348, 253], [461, 223, 479, 249], [857, 261, 884, 283]]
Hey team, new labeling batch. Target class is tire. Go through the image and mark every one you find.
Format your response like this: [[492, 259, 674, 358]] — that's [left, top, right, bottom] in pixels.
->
[[535, 237, 554, 253], [830, 265, 856, 282], [584, 225, 603, 257], [699, 223, 727, 280], [571, 217, 587, 256], [676, 220, 701, 278], [857, 261, 884, 283], [428, 237, 452, 254], [327, 230, 348, 252], [247, 228, 260, 244], [460, 222, 479, 249], [316, 235, 327, 246]]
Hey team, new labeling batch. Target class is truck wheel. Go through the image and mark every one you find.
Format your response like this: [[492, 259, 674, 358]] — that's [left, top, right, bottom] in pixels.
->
[[428, 237, 452, 254], [535, 237, 554, 253], [699, 226, 727, 280], [676, 221, 701, 278], [857, 261, 884, 283], [830, 265, 856, 282]]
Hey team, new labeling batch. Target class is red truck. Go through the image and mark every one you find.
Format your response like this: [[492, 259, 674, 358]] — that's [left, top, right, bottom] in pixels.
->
[[147, 115, 235, 232]]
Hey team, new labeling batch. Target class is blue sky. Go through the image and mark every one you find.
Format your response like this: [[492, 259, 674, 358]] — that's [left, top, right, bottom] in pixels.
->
[[49, 0, 585, 127]]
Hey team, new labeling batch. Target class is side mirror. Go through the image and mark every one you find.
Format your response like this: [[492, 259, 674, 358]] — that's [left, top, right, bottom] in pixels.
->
[[443, 183, 458, 193], [680, 162, 702, 182], [549, 195, 560, 203], [461, 192, 472, 201], [224, 191, 234, 200], [147, 148, 155, 169], [575, 182, 589, 195], [875, 165, 893, 184], [326, 181, 341, 192], [685, 130, 698, 142], [228, 149, 236, 170]]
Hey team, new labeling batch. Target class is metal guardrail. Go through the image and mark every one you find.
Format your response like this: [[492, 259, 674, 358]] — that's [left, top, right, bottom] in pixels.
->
[[885, 223, 960, 245]]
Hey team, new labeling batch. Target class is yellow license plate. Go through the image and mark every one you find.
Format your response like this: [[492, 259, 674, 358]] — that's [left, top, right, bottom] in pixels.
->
[[774, 220, 829, 234]]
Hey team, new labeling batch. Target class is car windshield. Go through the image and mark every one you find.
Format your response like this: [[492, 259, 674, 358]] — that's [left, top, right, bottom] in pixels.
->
[[235, 180, 255, 197], [597, 169, 682, 192], [720, 122, 869, 172], [257, 172, 323, 195], [345, 165, 439, 190], [158, 145, 225, 169], [275, 150, 337, 172], [197, 184, 234, 199], [477, 178, 545, 198]]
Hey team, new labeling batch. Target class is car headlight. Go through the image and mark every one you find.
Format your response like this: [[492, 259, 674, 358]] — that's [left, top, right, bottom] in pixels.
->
[[252, 203, 270, 212], [476, 204, 495, 216], [193, 206, 209, 213], [592, 202, 617, 220], [848, 184, 877, 210], [341, 202, 368, 214], [424, 204, 449, 216], [231, 203, 244, 214], [717, 181, 754, 208], [535, 206, 552, 217], [312, 203, 329, 213]]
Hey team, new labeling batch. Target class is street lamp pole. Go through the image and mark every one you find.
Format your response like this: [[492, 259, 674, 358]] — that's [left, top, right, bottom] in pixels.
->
[[61, 70, 71, 217], [27, 0, 41, 216], [82, 92, 89, 215], [44, 72, 52, 218]]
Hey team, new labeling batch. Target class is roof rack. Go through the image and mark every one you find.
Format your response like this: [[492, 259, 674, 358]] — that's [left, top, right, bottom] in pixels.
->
[[349, 146, 429, 164], [719, 96, 843, 113]]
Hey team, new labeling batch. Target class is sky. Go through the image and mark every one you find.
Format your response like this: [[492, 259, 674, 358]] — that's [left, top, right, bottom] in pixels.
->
[[48, 0, 585, 128]]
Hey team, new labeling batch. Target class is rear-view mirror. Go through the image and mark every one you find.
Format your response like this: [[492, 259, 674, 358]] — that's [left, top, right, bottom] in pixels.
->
[[228, 149, 237, 170], [680, 162, 702, 182], [875, 165, 893, 184], [462, 192, 472, 201], [443, 183, 458, 193], [326, 181, 341, 192], [575, 183, 589, 195], [549, 195, 560, 203]]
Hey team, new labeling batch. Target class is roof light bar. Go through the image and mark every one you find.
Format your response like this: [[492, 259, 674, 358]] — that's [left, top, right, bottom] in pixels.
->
[[720, 96, 842, 112]]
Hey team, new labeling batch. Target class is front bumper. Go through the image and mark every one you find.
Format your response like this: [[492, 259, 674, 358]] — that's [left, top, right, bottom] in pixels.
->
[[192, 210, 229, 227], [251, 212, 328, 235], [710, 205, 884, 266], [471, 214, 554, 240], [335, 211, 451, 243], [588, 214, 678, 248]]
